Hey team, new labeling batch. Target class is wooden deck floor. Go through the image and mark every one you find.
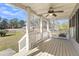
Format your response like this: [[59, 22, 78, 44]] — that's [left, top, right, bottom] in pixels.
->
[[31, 38, 79, 56], [14, 38, 79, 56]]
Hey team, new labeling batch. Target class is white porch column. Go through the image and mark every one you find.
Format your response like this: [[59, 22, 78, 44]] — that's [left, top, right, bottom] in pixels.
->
[[18, 7, 31, 52], [40, 17, 43, 33], [47, 20, 51, 38], [40, 16, 43, 40], [25, 7, 32, 51], [47, 20, 50, 32]]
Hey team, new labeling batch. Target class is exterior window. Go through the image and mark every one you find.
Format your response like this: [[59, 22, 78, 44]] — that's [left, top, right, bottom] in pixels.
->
[[76, 9, 79, 43], [69, 14, 75, 40], [69, 9, 79, 43], [69, 19, 71, 27]]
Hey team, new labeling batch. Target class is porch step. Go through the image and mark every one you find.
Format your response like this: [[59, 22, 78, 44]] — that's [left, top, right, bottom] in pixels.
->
[[36, 52, 54, 56], [14, 47, 39, 56], [14, 49, 27, 56], [0, 48, 16, 56]]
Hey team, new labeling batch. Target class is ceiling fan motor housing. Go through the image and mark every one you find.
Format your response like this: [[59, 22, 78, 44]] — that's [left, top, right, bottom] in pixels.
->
[[48, 7, 54, 13], [48, 10, 54, 13]]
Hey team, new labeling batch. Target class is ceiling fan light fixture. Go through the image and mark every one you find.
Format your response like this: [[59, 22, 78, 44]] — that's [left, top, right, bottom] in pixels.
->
[[49, 13, 52, 16]]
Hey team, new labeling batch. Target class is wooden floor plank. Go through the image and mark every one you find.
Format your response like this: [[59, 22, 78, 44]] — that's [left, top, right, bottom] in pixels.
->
[[34, 38, 79, 56], [59, 39, 63, 56], [50, 39, 56, 55], [55, 39, 60, 56], [62, 40, 67, 56], [49, 39, 55, 55]]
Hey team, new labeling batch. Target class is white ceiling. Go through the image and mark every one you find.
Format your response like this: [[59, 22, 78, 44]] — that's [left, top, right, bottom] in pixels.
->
[[23, 3, 77, 20]]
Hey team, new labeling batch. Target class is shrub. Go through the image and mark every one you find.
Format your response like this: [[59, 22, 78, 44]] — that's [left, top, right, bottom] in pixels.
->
[[0, 29, 8, 37]]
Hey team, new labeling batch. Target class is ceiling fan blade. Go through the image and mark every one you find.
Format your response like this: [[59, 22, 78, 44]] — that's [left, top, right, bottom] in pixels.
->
[[53, 13, 57, 17], [54, 11, 64, 13]]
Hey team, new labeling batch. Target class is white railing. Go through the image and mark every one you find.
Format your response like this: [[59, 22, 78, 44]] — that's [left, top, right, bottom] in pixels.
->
[[18, 31, 49, 52], [43, 31, 49, 39], [29, 32, 41, 49], [18, 34, 27, 52], [29, 31, 49, 49]]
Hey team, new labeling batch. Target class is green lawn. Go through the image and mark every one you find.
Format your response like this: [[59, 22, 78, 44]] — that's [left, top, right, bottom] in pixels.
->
[[0, 29, 25, 52]]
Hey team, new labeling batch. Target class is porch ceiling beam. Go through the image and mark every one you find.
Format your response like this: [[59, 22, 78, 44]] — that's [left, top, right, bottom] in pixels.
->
[[10, 3, 48, 20], [69, 3, 79, 19]]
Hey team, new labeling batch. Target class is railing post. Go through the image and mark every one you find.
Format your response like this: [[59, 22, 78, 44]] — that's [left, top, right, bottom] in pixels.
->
[[40, 17, 43, 34], [25, 7, 32, 50], [40, 16, 43, 40], [47, 20, 51, 38], [47, 20, 50, 32]]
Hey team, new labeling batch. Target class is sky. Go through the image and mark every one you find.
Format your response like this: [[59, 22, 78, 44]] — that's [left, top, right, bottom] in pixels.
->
[[54, 18, 69, 25], [0, 3, 28, 20]]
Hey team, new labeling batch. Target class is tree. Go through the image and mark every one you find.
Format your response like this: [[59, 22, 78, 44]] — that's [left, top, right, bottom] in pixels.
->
[[0, 17, 1, 21], [58, 22, 69, 32], [0, 19, 8, 29], [10, 18, 19, 28], [19, 20, 25, 28]]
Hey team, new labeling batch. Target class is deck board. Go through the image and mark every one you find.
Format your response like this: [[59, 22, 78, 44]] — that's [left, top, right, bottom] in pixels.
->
[[34, 38, 79, 56]]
